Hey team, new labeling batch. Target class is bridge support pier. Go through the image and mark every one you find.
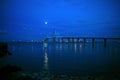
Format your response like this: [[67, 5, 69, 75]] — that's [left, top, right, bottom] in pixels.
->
[[72, 38, 74, 43], [84, 38, 86, 43], [68, 38, 70, 43], [83, 38, 86, 47], [77, 38, 80, 43]]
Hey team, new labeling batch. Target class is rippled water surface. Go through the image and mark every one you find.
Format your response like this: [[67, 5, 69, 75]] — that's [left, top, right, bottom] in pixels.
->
[[0, 40, 120, 75]]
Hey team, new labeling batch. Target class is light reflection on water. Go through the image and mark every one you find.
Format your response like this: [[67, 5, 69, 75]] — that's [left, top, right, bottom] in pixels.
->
[[44, 48, 48, 70], [0, 41, 120, 75]]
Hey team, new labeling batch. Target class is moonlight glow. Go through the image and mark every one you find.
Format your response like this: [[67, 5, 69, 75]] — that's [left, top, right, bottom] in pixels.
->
[[45, 21, 48, 25]]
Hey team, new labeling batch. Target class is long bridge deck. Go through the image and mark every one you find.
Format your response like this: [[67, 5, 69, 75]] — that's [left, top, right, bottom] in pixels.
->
[[44, 36, 120, 41], [43, 36, 120, 47]]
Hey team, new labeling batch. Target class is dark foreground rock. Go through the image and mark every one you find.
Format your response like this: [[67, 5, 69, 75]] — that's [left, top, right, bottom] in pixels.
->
[[0, 71, 120, 80], [0, 42, 12, 58], [0, 65, 21, 79]]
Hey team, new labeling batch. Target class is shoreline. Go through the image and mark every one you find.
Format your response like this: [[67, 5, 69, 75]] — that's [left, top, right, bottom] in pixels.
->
[[1, 71, 120, 80]]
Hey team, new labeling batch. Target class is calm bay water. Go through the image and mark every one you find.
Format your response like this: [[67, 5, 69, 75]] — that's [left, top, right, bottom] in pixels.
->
[[0, 40, 120, 75]]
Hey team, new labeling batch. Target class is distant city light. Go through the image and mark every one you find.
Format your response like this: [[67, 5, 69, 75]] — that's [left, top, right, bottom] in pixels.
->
[[45, 21, 48, 25]]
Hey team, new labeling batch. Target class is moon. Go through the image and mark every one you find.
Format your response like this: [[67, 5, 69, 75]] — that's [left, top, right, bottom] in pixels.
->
[[45, 21, 48, 25]]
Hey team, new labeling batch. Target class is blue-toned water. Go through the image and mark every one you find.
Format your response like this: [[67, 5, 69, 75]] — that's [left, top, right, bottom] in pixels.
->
[[0, 40, 120, 75]]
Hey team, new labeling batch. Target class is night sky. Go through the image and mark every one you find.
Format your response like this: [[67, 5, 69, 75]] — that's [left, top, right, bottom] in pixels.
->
[[0, 0, 120, 41]]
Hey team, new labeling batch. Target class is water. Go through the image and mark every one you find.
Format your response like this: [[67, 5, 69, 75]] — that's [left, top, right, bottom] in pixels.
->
[[0, 40, 120, 76]]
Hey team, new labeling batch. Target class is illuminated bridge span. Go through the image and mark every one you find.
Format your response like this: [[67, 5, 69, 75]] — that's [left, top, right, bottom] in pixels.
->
[[43, 36, 120, 47]]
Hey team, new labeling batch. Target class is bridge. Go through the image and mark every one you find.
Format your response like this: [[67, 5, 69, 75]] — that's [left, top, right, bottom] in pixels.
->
[[43, 36, 120, 47], [42, 29, 120, 48], [43, 36, 120, 42]]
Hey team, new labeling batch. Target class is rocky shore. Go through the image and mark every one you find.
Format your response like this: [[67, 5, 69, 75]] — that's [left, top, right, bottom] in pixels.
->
[[1, 70, 120, 80], [0, 64, 120, 80]]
